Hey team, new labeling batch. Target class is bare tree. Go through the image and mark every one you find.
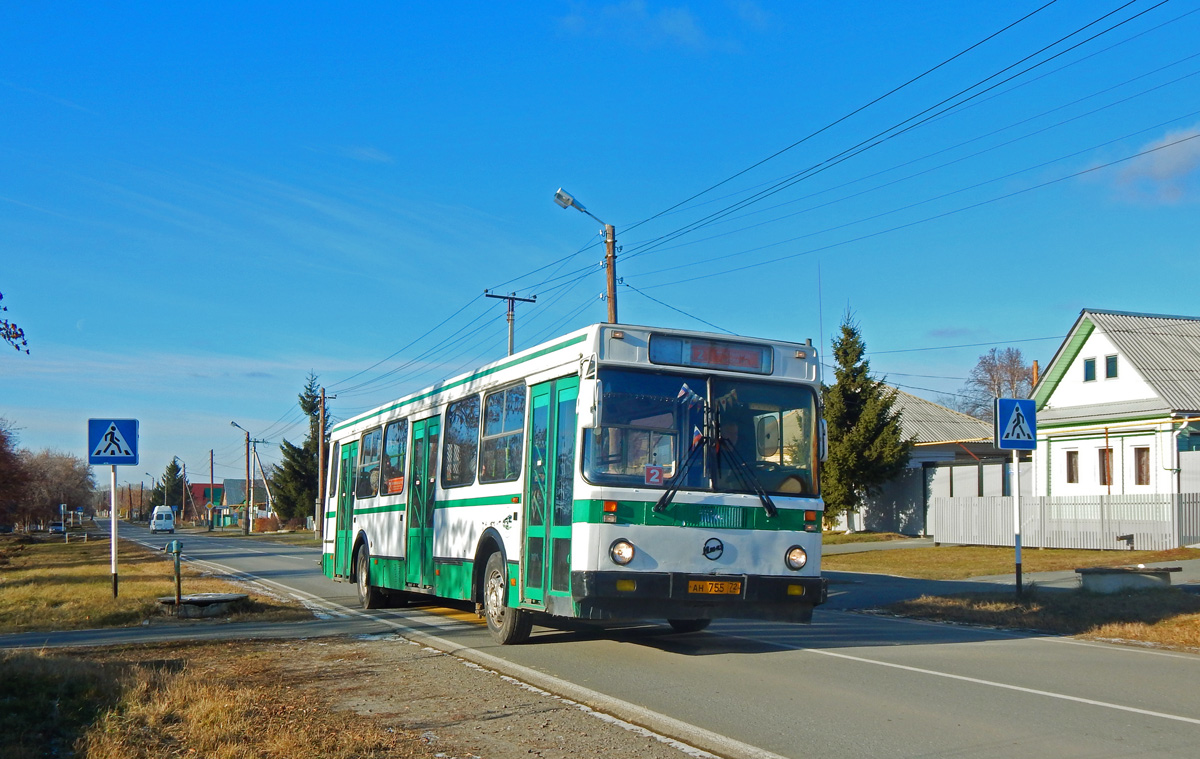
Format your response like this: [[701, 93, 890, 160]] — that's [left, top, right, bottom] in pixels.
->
[[956, 347, 1033, 423], [18, 450, 96, 527], [0, 419, 30, 525]]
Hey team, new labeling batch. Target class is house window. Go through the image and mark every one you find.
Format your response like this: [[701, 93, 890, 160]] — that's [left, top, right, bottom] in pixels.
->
[[1083, 358, 1096, 382], [1098, 447, 1113, 486], [1135, 446, 1150, 486], [1065, 450, 1079, 483], [1106, 355, 1118, 379]]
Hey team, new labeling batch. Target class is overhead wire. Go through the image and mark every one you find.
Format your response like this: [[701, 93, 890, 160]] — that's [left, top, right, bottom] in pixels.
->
[[619, 0, 1169, 264], [619, 0, 1066, 236], [633, 129, 1200, 290]]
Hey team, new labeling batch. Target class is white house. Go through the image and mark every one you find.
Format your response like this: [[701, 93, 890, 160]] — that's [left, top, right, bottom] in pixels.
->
[[1032, 309, 1200, 498]]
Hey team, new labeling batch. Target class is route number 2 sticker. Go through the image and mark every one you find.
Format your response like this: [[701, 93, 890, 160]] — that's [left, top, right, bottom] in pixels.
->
[[645, 465, 664, 485]]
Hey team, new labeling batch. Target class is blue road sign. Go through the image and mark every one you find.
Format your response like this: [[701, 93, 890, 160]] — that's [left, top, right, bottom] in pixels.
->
[[994, 399, 1036, 450], [88, 419, 139, 465]]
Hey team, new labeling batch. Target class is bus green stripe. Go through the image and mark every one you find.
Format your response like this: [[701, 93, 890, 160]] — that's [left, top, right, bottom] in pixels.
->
[[333, 333, 588, 433], [439, 494, 520, 509]]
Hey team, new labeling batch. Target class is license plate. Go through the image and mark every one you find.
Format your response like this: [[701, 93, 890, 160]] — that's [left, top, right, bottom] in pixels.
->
[[688, 580, 741, 595]]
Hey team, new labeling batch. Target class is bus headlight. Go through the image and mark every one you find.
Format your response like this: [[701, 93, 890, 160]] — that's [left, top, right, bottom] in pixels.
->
[[609, 539, 635, 566], [785, 545, 808, 570]]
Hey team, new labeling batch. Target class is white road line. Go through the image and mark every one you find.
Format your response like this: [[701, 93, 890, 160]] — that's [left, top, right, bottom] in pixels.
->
[[801, 647, 1200, 726]]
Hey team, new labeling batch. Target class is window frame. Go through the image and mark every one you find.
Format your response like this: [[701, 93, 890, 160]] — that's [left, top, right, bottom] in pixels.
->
[[1105, 354, 1118, 379], [1134, 446, 1150, 486], [1083, 357, 1097, 382], [1098, 447, 1113, 486], [355, 426, 383, 499], [479, 384, 527, 485], [380, 419, 409, 496], [441, 394, 482, 489], [1065, 450, 1079, 484]]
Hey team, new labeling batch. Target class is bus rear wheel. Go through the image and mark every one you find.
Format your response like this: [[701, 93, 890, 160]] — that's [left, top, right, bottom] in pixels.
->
[[483, 552, 531, 645], [356, 544, 384, 610], [667, 618, 711, 634]]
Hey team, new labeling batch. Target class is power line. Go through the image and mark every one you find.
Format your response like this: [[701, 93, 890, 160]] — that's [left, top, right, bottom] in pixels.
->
[[632, 130, 1200, 291], [621, 0, 1167, 263], [620, 0, 1065, 236]]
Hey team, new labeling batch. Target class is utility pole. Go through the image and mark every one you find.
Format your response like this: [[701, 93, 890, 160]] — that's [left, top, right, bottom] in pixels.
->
[[604, 223, 617, 323], [317, 388, 335, 539], [243, 429, 251, 534], [485, 291, 537, 355], [247, 436, 269, 532], [209, 449, 215, 531]]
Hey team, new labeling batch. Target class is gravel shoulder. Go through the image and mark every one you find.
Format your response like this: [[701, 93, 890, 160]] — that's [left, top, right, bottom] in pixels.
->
[[273, 633, 699, 759]]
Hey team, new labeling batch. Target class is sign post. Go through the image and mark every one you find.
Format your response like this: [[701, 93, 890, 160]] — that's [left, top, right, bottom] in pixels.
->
[[88, 419, 139, 598], [994, 399, 1036, 597]]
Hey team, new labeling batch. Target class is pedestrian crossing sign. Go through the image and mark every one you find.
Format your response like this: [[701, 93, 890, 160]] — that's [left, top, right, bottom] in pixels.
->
[[88, 419, 139, 465], [993, 399, 1036, 450]]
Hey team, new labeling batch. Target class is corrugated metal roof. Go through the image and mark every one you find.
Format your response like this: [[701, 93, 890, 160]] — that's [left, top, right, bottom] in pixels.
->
[[1086, 309, 1200, 412], [889, 388, 992, 443], [1038, 398, 1172, 426]]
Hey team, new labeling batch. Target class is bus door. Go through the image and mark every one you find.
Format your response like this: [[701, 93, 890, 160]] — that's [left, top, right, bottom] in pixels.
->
[[406, 416, 439, 588], [334, 441, 358, 578], [523, 377, 579, 604]]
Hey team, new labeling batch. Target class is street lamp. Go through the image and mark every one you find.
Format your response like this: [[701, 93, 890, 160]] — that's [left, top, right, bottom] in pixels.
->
[[173, 456, 188, 523], [231, 421, 252, 535], [554, 188, 618, 323]]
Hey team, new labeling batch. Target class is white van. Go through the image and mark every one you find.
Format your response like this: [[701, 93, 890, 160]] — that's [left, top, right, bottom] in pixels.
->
[[150, 505, 176, 534]]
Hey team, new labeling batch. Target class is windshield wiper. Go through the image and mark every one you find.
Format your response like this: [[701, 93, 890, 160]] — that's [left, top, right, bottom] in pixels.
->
[[716, 437, 778, 518], [653, 435, 707, 514]]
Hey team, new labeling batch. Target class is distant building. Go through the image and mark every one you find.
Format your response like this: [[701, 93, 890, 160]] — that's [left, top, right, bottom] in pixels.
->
[[851, 389, 1017, 535], [1032, 309, 1200, 497]]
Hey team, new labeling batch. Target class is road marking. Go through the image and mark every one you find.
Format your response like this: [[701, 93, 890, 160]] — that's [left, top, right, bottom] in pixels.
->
[[800, 647, 1200, 725]]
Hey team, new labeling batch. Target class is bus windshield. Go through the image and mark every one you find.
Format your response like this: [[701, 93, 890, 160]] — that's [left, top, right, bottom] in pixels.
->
[[582, 369, 819, 497]]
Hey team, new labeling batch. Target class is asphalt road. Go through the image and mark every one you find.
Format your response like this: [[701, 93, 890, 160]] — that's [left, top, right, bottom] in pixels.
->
[[7, 523, 1200, 759]]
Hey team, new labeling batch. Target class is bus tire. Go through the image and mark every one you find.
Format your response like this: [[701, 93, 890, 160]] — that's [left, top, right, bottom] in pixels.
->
[[483, 552, 531, 645], [667, 618, 711, 634], [356, 544, 384, 610]]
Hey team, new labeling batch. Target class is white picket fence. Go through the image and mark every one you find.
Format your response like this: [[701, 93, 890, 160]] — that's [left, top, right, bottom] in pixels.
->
[[930, 493, 1200, 551]]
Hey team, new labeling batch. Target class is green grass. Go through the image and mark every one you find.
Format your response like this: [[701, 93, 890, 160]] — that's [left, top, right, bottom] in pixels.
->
[[822, 531, 912, 545], [889, 587, 1200, 650], [823, 544, 1200, 580], [0, 534, 310, 633]]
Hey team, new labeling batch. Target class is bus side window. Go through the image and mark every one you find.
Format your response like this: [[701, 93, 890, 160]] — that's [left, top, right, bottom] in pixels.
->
[[442, 395, 481, 488], [381, 420, 408, 495], [356, 427, 382, 498], [327, 442, 340, 500], [480, 385, 525, 484]]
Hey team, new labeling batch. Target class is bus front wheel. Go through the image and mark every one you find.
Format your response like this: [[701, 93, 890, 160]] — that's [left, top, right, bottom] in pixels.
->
[[356, 544, 385, 610], [483, 552, 532, 645]]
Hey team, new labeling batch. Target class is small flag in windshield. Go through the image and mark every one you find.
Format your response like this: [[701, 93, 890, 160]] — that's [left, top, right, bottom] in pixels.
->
[[677, 383, 702, 405]]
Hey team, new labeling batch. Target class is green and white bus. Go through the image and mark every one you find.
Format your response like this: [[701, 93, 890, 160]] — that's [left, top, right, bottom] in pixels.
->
[[322, 323, 828, 644]]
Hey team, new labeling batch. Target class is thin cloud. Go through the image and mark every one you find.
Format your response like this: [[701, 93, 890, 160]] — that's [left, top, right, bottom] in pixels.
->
[[1114, 124, 1200, 204], [1, 79, 97, 114], [559, 1, 739, 52], [335, 146, 395, 164]]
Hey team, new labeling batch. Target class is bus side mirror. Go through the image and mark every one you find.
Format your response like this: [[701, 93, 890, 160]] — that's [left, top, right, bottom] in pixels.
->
[[578, 379, 603, 429], [819, 418, 829, 463]]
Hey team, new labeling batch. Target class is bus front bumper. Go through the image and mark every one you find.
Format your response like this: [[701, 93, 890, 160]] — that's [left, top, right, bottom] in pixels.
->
[[569, 571, 827, 622]]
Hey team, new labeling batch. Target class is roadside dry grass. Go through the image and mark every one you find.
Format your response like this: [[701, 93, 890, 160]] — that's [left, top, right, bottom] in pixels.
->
[[0, 643, 429, 759], [822, 531, 911, 546], [822, 544, 1200, 579], [889, 588, 1200, 650], [0, 534, 310, 633]]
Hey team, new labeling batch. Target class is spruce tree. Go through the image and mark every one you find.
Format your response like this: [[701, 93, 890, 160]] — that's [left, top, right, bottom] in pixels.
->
[[273, 373, 325, 523], [822, 312, 912, 525], [151, 459, 187, 512]]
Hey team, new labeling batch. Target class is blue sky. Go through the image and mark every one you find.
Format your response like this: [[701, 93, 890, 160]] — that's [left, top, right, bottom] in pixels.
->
[[4, 1, 1199, 487]]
